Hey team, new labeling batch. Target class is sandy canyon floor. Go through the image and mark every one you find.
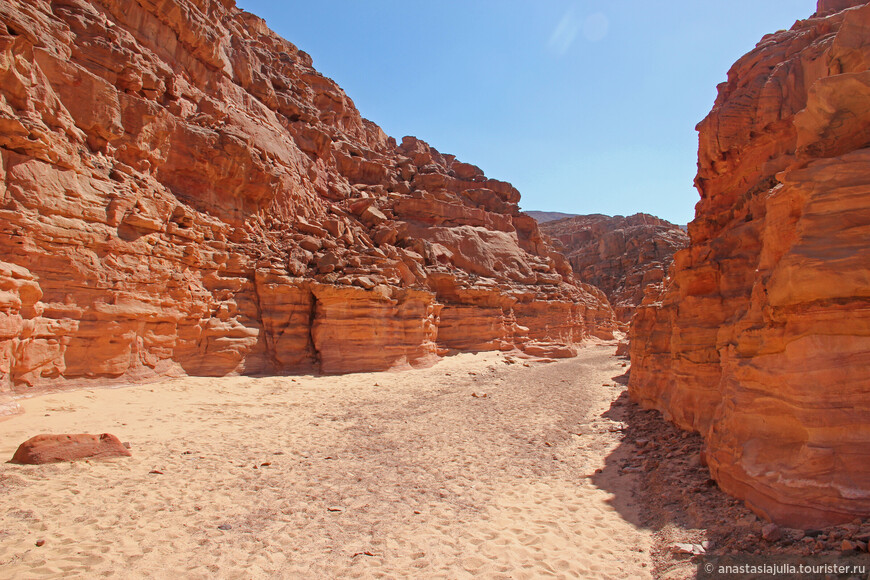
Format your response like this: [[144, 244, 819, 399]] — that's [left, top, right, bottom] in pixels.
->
[[0, 342, 860, 579]]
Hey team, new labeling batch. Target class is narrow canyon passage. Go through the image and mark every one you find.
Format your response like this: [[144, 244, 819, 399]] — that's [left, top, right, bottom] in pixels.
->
[[0, 343, 654, 579]]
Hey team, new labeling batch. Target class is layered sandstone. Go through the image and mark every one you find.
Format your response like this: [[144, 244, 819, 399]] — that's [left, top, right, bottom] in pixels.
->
[[0, 0, 614, 399], [630, 0, 870, 527], [540, 214, 688, 323]]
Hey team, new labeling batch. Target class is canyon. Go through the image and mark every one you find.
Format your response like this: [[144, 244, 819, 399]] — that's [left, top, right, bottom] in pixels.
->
[[630, 0, 870, 528], [0, 0, 867, 540], [540, 213, 688, 324], [0, 0, 615, 413]]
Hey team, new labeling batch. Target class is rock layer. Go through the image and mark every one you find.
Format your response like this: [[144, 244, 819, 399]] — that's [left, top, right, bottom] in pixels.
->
[[0, 0, 614, 395], [540, 214, 688, 323], [629, 0, 870, 528]]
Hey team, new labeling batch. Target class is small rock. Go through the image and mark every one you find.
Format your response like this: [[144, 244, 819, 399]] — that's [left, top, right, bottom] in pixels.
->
[[762, 523, 782, 542], [217, 524, 232, 530], [671, 543, 706, 555], [35, 539, 45, 547], [841, 540, 855, 551], [327, 506, 344, 512], [149, 469, 163, 475]]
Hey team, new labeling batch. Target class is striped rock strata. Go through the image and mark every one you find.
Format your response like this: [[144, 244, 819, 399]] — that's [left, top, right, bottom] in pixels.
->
[[0, 0, 615, 404], [629, 0, 870, 527], [540, 213, 688, 324]]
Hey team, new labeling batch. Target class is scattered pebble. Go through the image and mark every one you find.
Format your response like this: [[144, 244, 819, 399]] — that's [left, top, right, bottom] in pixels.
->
[[217, 524, 232, 530], [841, 540, 855, 551], [35, 539, 45, 547]]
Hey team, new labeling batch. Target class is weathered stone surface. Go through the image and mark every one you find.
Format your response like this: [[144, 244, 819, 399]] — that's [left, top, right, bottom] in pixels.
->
[[0, 0, 615, 399], [520, 341, 577, 359], [539, 214, 688, 324], [10, 433, 131, 464], [629, 0, 870, 528]]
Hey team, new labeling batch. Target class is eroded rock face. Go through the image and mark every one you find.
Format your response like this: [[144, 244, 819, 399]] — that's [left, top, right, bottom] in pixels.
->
[[0, 0, 614, 394], [540, 214, 688, 324], [10, 433, 131, 464], [629, 0, 870, 528]]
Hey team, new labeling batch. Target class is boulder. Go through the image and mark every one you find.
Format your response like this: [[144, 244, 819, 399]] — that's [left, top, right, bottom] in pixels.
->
[[520, 342, 578, 359], [10, 434, 131, 464]]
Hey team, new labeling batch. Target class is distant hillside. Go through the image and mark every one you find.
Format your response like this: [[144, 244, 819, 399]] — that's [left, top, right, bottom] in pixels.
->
[[539, 213, 688, 323], [525, 211, 580, 223]]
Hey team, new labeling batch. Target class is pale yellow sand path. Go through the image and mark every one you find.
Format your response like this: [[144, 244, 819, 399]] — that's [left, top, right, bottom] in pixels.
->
[[0, 343, 651, 579]]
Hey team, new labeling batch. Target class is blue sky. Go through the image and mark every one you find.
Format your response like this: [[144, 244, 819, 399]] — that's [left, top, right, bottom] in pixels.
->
[[236, 1, 817, 225]]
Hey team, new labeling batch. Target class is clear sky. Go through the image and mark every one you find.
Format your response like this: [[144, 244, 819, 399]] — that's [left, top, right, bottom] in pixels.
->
[[235, 1, 817, 225]]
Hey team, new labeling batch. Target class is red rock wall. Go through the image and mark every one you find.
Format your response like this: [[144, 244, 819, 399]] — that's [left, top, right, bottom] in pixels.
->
[[629, 0, 870, 527], [0, 0, 615, 400], [539, 214, 688, 324]]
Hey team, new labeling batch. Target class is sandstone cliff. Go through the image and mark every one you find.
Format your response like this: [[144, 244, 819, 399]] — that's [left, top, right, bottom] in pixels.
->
[[629, 0, 870, 527], [0, 0, 615, 402], [540, 213, 688, 323]]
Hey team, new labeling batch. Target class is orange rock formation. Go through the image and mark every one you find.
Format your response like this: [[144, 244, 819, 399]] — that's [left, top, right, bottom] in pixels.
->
[[0, 0, 614, 404], [10, 433, 131, 464], [630, 0, 870, 527], [540, 214, 688, 324]]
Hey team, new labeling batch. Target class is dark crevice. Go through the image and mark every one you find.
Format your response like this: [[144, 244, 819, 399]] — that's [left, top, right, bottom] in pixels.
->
[[307, 291, 321, 371]]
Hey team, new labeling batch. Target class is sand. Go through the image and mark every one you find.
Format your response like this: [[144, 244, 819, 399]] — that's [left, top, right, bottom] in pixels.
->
[[0, 342, 654, 579]]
